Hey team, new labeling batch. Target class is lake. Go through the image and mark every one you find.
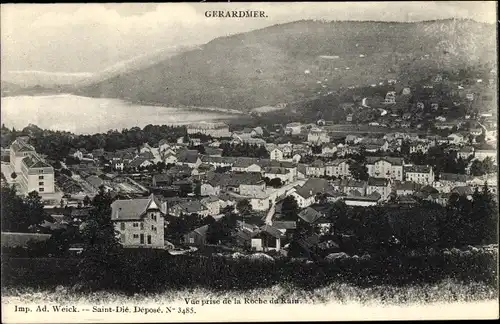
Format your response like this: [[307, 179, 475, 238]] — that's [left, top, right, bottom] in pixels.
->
[[1, 94, 238, 135]]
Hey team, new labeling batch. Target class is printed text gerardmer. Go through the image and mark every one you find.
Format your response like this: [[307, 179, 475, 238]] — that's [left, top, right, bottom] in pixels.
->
[[205, 10, 268, 18]]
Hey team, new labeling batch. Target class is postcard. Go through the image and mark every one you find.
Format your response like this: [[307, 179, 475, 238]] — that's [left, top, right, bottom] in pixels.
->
[[1, 2, 498, 323]]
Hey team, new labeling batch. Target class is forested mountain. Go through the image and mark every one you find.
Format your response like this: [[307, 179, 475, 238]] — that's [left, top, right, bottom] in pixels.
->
[[75, 19, 496, 111]]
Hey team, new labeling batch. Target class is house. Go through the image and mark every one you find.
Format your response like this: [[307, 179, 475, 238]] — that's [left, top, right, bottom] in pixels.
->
[[321, 143, 337, 156], [201, 196, 220, 216], [325, 159, 351, 178], [359, 138, 389, 152], [152, 173, 172, 187], [111, 194, 165, 249], [269, 147, 284, 161], [200, 177, 221, 196], [451, 186, 474, 199], [186, 122, 231, 138], [457, 146, 475, 160], [290, 178, 335, 208], [251, 225, 283, 252], [306, 160, 326, 178], [395, 181, 421, 196], [85, 175, 106, 191], [201, 155, 235, 169], [366, 156, 404, 181], [169, 200, 210, 218], [343, 192, 381, 207], [297, 207, 333, 235], [158, 139, 171, 153], [331, 178, 367, 196], [231, 157, 262, 173], [404, 165, 434, 185], [251, 127, 264, 137], [239, 174, 267, 196], [184, 225, 209, 246], [284, 122, 303, 135], [433, 173, 468, 193], [366, 177, 392, 200], [127, 157, 153, 170], [10, 138, 36, 174], [434, 122, 456, 130], [176, 149, 202, 168], [17, 152, 56, 195], [447, 133, 466, 145], [271, 221, 297, 237], [307, 128, 330, 144], [164, 154, 178, 165], [263, 166, 292, 184], [112, 160, 125, 171], [345, 135, 362, 144], [410, 142, 431, 154]]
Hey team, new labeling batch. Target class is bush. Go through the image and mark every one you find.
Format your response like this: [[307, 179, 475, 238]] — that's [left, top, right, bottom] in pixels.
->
[[2, 247, 497, 294]]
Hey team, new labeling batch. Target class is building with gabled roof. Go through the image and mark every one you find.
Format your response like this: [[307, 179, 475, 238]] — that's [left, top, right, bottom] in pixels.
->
[[10, 138, 36, 174], [251, 224, 283, 252], [111, 194, 165, 248], [18, 151, 55, 195], [367, 177, 391, 200], [366, 156, 404, 181], [404, 164, 434, 185]]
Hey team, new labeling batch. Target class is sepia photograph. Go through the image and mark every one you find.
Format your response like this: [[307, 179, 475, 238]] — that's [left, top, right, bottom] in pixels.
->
[[1, 2, 499, 322]]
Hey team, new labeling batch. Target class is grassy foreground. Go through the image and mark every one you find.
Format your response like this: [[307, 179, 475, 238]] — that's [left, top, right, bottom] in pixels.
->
[[2, 279, 497, 306]]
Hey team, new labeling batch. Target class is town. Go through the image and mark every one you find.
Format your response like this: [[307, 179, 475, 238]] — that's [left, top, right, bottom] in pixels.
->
[[1, 70, 497, 260]]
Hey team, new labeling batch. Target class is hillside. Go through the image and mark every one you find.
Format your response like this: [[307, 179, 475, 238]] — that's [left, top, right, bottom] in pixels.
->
[[76, 19, 496, 111]]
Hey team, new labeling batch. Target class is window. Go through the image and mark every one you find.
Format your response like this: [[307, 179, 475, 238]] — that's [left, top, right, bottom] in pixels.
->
[[151, 213, 157, 221], [133, 234, 139, 239], [140, 234, 144, 244], [39, 170, 44, 173], [189, 237, 194, 244], [39, 188, 44, 192], [147, 235, 152, 244], [140, 223, 144, 230], [133, 223, 139, 227], [39, 176, 44, 180], [120, 222, 125, 230], [39, 182, 44, 186]]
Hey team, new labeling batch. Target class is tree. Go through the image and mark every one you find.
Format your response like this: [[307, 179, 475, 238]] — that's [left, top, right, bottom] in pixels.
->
[[24, 191, 46, 231], [0, 183, 25, 232], [350, 162, 369, 181], [83, 195, 91, 207], [236, 199, 252, 216], [281, 196, 299, 221], [78, 185, 121, 290], [206, 209, 237, 245], [268, 178, 283, 188], [194, 181, 201, 197], [156, 161, 166, 173], [469, 160, 488, 176]]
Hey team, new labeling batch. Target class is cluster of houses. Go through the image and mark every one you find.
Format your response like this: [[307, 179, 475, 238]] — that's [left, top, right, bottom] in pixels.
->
[[92, 123, 497, 252]]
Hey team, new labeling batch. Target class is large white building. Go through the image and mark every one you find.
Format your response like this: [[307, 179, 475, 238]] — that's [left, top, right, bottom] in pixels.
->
[[11, 138, 55, 195], [19, 154, 55, 195], [366, 157, 404, 181], [10, 138, 36, 174], [186, 122, 231, 138], [404, 165, 435, 185]]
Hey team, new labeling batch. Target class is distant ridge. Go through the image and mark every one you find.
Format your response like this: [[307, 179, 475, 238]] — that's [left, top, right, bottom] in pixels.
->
[[74, 19, 495, 111]]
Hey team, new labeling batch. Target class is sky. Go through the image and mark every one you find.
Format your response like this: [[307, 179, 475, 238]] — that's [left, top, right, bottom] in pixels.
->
[[1, 2, 497, 74]]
